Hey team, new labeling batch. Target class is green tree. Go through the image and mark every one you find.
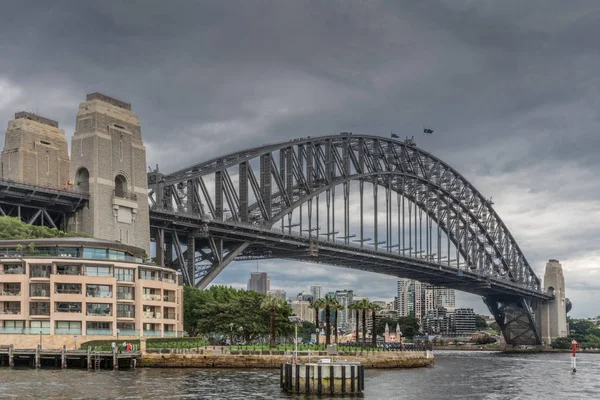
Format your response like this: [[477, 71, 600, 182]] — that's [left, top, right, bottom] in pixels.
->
[[299, 321, 317, 344], [368, 302, 383, 346], [261, 296, 286, 348], [330, 299, 342, 344], [398, 316, 420, 339], [353, 299, 371, 345], [310, 299, 324, 344], [550, 336, 572, 349], [475, 315, 488, 330], [0, 216, 87, 240], [375, 317, 399, 336]]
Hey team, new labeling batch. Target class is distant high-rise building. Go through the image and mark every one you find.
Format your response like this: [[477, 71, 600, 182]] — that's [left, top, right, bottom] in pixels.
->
[[453, 308, 476, 334], [434, 287, 456, 311], [290, 300, 315, 322], [247, 272, 270, 294], [334, 290, 354, 330], [310, 285, 323, 300], [267, 289, 286, 301]]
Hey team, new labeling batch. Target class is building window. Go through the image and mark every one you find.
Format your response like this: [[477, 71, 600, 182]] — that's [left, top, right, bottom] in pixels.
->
[[75, 167, 89, 192], [85, 265, 111, 277], [55, 283, 82, 294], [55, 302, 82, 313], [86, 321, 111, 334], [56, 265, 82, 275], [30, 302, 50, 316], [30, 283, 50, 297], [3, 320, 24, 328], [83, 248, 108, 260], [1, 283, 21, 296], [86, 284, 112, 298], [139, 269, 159, 281], [115, 268, 135, 282], [30, 264, 51, 278], [55, 321, 81, 334], [1, 301, 21, 314], [86, 303, 111, 316], [114, 174, 127, 198], [117, 304, 135, 318], [143, 288, 161, 301], [2, 263, 24, 274], [116, 285, 134, 300]]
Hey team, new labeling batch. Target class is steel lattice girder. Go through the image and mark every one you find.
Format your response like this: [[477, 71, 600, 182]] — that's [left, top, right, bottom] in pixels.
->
[[148, 134, 542, 293], [484, 295, 542, 346]]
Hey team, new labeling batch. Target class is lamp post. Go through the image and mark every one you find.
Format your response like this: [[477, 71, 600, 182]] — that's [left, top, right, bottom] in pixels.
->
[[288, 316, 302, 362], [74, 335, 78, 350], [39, 330, 42, 349]]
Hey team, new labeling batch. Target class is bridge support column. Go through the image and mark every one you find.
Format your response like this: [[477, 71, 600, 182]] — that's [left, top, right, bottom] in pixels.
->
[[538, 259, 568, 345], [484, 295, 541, 346]]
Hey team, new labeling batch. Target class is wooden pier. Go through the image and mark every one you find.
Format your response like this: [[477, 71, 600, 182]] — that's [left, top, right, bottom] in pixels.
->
[[0, 345, 140, 370]]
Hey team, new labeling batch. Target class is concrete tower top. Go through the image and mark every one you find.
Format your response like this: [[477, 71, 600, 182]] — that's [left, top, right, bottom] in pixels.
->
[[14, 111, 59, 128], [86, 93, 131, 111]]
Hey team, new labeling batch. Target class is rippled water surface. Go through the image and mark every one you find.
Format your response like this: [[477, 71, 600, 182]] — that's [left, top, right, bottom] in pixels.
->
[[1, 351, 599, 399]]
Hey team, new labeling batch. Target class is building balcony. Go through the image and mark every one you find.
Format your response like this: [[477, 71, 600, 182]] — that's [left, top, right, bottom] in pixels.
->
[[117, 293, 134, 301], [86, 329, 112, 336], [117, 329, 139, 336], [142, 294, 162, 301], [55, 328, 82, 335], [0, 290, 21, 296], [143, 330, 161, 337], [143, 311, 161, 319], [117, 311, 135, 319], [163, 296, 176, 302], [30, 289, 50, 297], [0, 308, 21, 315]]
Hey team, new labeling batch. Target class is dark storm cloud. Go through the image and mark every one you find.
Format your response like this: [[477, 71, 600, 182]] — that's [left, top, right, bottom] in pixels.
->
[[1, 0, 599, 315]]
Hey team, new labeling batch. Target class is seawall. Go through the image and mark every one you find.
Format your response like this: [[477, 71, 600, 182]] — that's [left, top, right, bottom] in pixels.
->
[[140, 350, 434, 369]]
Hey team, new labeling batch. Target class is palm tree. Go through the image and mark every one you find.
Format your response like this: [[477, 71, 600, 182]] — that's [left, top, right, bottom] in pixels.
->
[[356, 299, 371, 346], [261, 296, 285, 348], [322, 296, 338, 345], [331, 299, 342, 344], [310, 298, 325, 345], [368, 302, 383, 347]]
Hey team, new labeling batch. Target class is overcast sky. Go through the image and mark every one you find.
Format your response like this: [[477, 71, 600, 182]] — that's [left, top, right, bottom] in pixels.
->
[[1, 1, 599, 317]]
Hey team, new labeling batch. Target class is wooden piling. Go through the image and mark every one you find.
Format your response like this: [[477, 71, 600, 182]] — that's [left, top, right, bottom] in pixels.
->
[[61, 345, 67, 368], [35, 344, 40, 368], [9, 345, 14, 368], [87, 347, 91, 371]]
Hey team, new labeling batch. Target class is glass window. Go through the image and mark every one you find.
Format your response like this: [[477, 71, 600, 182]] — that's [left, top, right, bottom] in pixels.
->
[[30, 283, 50, 297], [55, 302, 82, 313], [85, 266, 111, 277], [83, 248, 108, 260], [108, 250, 126, 261], [139, 269, 159, 281], [86, 303, 111, 316], [117, 304, 135, 318], [117, 322, 135, 330], [143, 288, 161, 301], [30, 320, 50, 328], [2, 263, 24, 274], [86, 284, 112, 298], [3, 320, 24, 328], [116, 286, 134, 300], [1, 301, 21, 314], [1, 283, 21, 296], [115, 268, 135, 282], [30, 302, 50, 316], [30, 264, 51, 278], [55, 321, 82, 334], [87, 321, 111, 330], [55, 283, 82, 294], [57, 247, 80, 258], [56, 265, 82, 275]]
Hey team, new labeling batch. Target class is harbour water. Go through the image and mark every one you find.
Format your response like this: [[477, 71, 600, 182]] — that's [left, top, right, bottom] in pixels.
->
[[0, 351, 598, 399]]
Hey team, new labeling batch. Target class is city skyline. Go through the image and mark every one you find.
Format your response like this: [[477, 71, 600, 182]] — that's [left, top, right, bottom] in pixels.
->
[[1, 1, 599, 318]]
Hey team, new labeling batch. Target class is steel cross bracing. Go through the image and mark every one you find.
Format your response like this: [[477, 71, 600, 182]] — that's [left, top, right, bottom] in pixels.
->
[[148, 134, 550, 345], [0, 179, 88, 230]]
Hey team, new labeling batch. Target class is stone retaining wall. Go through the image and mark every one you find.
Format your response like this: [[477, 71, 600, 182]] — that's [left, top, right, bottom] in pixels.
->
[[140, 351, 434, 369]]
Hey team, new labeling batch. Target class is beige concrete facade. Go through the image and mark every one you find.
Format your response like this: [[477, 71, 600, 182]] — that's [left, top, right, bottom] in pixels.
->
[[0, 112, 70, 188], [69, 93, 150, 254], [540, 259, 568, 344], [0, 239, 183, 349]]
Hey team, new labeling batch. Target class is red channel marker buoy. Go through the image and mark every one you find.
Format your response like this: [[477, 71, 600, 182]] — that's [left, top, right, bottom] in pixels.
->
[[571, 340, 580, 372]]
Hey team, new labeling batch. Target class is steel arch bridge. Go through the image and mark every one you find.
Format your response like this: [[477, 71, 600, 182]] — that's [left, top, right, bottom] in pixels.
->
[[147, 134, 551, 346]]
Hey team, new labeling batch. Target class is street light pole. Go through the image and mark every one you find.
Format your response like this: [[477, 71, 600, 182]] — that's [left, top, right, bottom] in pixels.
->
[[39, 330, 42, 349], [288, 316, 301, 363]]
